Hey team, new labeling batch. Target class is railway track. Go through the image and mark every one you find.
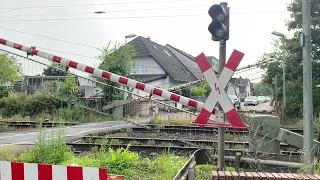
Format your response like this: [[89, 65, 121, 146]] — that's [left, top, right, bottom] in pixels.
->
[[0, 121, 310, 135], [66, 142, 302, 162], [103, 125, 309, 136], [144, 124, 316, 135], [78, 136, 298, 151]]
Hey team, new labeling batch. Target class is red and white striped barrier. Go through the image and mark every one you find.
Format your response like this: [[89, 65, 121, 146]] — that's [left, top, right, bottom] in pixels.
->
[[0, 38, 212, 113], [0, 161, 108, 180]]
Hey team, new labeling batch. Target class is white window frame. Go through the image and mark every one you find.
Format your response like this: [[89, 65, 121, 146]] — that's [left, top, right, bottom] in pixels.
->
[[133, 61, 148, 74]]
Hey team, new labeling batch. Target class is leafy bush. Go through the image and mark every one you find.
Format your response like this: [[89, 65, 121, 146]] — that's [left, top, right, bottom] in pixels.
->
[[0, 91, 113, 122], [0, 86, 9, 98], [0, 148, 17, 161], [0, 92, 67, 118], [0, 92, 30, 117], [191, 87, 206, 97], [285, 79, 320, 119], [18, 129, 74, 164], [25, 92, 67, 116]]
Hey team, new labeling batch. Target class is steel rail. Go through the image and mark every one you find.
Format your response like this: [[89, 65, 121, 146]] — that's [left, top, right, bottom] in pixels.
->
[[79, 136, 299, 151]]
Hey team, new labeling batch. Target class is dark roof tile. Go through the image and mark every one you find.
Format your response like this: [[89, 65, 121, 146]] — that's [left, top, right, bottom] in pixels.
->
[[128, 36, 198, 83], [165, 44, 203, 79], [132, 74, 166, 83]]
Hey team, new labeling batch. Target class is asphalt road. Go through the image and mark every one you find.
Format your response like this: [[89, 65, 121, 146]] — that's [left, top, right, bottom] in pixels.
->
[[0, 120, 135, 149], [240, 102, 274, 112]]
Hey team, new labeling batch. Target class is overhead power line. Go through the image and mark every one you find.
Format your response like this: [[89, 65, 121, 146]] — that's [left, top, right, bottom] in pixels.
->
[[0, 5, 208, 18], [249, 76, 262, 81], [0, 0, 283, 10], [0, 26, 101, 50], [36, 46, 99, 60], [0, 12, 287, 23], [0, 9, 286, 19], [0, 0, 193, 10], [0, 9, 19, 14]]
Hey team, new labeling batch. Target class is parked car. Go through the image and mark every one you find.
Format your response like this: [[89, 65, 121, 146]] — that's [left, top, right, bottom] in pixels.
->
[[265, 96, 271, 102], [228, 95, 241, 109], [244, 96, 258, 106], [258, 96, 267, 103]]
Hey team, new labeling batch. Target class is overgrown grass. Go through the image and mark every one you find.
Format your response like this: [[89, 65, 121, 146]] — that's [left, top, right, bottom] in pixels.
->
[[0, 107, 114, 123], [208, 134, 249, 142], [0, 129, 188, 180], [284, 117, 320, 129], [149, 115, 192, 126], [0, 92, 114, 123], [299, 151, 320, 175]]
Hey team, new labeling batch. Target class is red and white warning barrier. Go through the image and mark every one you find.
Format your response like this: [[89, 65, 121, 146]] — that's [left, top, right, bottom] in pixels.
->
[[193, 50, 246, 128], [0, 38, 212, 113], [0, 161, 108, 180], [0, 37, 248, 128]]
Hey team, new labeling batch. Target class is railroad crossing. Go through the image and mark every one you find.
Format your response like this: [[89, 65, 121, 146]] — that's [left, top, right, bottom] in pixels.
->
[[0, 0, 317, 178], [1, 36, 320, 179]]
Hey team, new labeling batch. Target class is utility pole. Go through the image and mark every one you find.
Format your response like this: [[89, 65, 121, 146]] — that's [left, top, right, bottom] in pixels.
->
[[271, 31, 286, 124], [282, 45, 286, 125], [273, 75, 278, 116], [302, 0, 314, 172], [208, 2, 229, 170]]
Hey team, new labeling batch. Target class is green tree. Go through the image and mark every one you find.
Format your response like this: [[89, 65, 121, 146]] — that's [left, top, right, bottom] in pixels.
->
[[58, 74, 79, 101], [178, 87, 191, 98], [42, 63, 67, 76], [0, 53, 22, 98], [98, 42, 136, 101], [0, 53, 22, 84], [191, 86, 206, 97], [45, 74, 80, 102], [258, 0, 320, 118], [253, 82, 272, 96]]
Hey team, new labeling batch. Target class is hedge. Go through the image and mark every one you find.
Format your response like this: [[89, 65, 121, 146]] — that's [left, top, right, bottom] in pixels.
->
[[0, 92, 68, 117]]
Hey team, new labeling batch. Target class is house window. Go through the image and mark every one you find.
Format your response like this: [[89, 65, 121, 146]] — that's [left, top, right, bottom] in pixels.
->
[[133, 61, 147, 74]]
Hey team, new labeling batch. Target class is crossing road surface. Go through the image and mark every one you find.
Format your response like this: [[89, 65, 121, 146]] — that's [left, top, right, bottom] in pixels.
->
[[0, 121, 135, 152]]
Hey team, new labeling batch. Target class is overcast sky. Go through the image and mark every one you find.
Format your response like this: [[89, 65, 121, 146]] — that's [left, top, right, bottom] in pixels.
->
[[0, 0, 294, 82]]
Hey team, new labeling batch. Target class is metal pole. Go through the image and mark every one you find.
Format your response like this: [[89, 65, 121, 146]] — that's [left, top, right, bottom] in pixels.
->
[[274, 75, 278, 111], [282, 44, 286, 125], [217, 40, 226, 170], [302, 0, 314, 172]]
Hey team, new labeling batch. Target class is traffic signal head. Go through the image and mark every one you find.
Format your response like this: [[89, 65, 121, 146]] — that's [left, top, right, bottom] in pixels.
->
[[208, 3, 229, 41]]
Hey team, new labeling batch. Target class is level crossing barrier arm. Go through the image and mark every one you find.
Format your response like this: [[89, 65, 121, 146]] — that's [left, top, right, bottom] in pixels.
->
[[0, 38, 212, 113]]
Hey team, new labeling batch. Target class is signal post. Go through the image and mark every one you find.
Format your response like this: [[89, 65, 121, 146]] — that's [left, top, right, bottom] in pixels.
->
[[208, 2, 230, 170]]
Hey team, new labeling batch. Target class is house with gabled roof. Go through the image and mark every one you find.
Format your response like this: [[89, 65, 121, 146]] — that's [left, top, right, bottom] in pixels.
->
[[127, 36, 205, 99], [229, 76, 253, 101]]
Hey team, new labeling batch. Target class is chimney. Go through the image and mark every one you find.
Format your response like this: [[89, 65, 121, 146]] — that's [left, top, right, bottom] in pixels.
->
[[147, 36, 151, 40]]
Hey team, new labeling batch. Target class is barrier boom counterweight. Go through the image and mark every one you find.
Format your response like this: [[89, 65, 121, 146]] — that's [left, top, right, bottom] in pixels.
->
[[0, 38, 247, 129]]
